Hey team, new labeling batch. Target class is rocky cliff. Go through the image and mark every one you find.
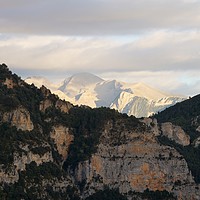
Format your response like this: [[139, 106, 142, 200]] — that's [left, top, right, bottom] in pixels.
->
[[50, 125, 74, 160], [2, 106, 34, 131], [73, 120, 198, 200], [160, 122, 190, 146], [0, 64, 200, 200]]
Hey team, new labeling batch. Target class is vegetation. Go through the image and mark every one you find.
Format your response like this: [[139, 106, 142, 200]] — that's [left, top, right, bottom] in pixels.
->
[[0, 162, 80, 200], [62, 106, 143, 169], [130, 189, 177, 200], [0, 123, 51, 167], [0, 64, 143, 169], [155, 94, 200, 141], [155, 94, 200, 183], [86, 188, 127, 200], [0, 65, 44, 125], [31, 146, 51, 156], [0, 64, 145, 198], [0, 123, 17, 165], [0, 64, 198, 198], [0, 63, 13, 81], [86, 188, 177, 200]]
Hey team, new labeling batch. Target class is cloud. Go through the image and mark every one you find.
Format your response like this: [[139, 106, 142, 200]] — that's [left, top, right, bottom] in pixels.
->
[[100, 70, 200, 96], [0, 0, 199, 96], [1, 31, 199, 96], [1, 30, 200, 72], [0, 0, 200, 35]]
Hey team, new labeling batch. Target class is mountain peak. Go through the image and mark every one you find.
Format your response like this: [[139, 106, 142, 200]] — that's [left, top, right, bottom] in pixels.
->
[[26, 72, 186, 117], [65, 72, 104, 86]]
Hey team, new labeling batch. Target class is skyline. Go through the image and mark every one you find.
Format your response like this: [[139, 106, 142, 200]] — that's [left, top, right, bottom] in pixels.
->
[[0, 0, 200, 96]]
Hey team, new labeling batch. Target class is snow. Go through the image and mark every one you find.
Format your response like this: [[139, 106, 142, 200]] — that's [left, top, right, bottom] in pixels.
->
[[25, 73, 186, 118], [25, 76, 58, 90]]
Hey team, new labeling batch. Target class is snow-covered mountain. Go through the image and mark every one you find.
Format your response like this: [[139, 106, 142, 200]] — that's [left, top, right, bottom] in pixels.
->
[[25, 76, 73, 102], [25, 73, 186, 118]]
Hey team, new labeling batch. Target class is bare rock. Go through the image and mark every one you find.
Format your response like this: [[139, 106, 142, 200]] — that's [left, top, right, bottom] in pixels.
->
[[55, 99, 72, 113], [51, 125, 74, 160], [0, 168, 19, 184], [2, 106, 34, 131], [40, 85, 51, 97], [140, 118, 160, 136], [14, 150, 53, 171], [74, 121, 198, 199], [39, 97, 72, 113], [39, 99, 53, 112], [161, 122, 190, 146], [0, 145, 53, 184]]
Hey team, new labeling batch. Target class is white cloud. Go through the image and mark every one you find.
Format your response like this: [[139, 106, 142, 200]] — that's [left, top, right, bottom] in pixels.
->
[[1, 30, 200, 72], [100, 70, 200, 96]]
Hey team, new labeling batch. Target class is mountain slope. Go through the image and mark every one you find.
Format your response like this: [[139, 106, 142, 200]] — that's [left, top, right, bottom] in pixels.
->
[[155, 95, 200, 183], [155, 94, 200, 141], [26, 73, 186, 118], [1, 64, 200, 199], [25, 76, 73, 103]]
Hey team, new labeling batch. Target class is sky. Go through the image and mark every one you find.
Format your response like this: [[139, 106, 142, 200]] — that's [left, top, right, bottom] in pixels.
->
[[0, 0, 200, 96]]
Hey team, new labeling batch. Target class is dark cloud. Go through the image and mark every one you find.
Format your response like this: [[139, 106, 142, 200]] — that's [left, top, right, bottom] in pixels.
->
[[0, 0, 200, 35]]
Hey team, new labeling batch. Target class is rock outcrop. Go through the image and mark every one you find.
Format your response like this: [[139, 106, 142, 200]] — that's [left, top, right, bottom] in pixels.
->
[[14, 149, 53, 171], [51, 125, 74, 160], [39, 89, 72, 113], [73, 121, 198, 200], [40, 85, 51, 97], [0, 168, 19, 184], [39, 99, 53, 112], [161, 122, 190, 146], [0, 145, 53, 184], [2, 106, 34, 131], [55, 99, 72, 113], [140, 118, 159, 136]]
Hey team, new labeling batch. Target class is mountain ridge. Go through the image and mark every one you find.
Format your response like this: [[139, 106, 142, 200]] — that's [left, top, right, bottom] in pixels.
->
[[0, 64, 200, 199], [25, 73, 186, 118]]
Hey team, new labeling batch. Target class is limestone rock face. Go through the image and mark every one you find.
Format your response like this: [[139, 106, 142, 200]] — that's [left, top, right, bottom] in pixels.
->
[[55, 99, 72, 113], [14, 144, 53, 171], [39, 99, 53, 112], [0, 145, 53, 184], [51, 125, 74, 160], [2, 106, 34, 131], [0, 168, 19, 184], [161, 122, 190, 146], [73, 121, 199, 200], [39, 97, 72, 113], [140, 118, 160, 136], [40, 85, 51, 97], [14, 150, 53, 171]]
